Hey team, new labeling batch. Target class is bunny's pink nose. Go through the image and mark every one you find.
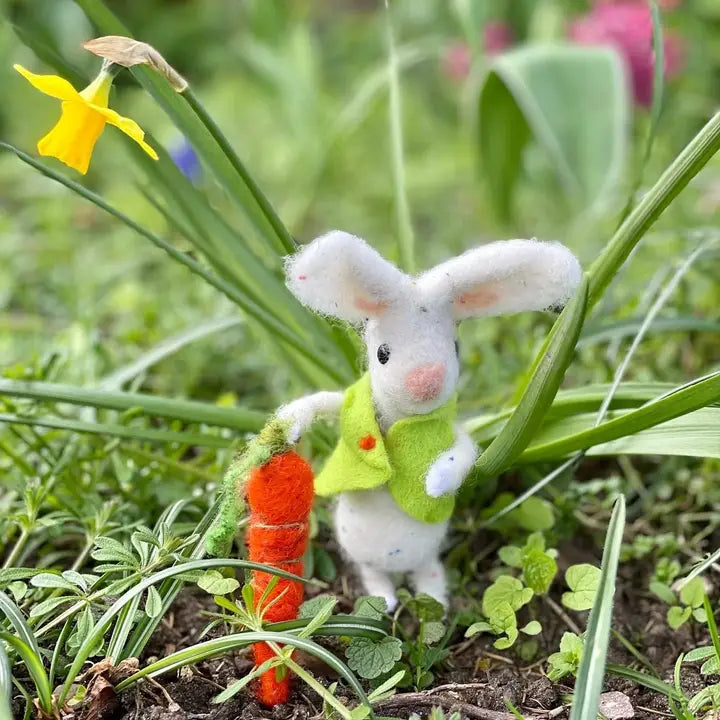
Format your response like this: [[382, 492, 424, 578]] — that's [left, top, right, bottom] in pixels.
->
[[405, 363, 446, 402]]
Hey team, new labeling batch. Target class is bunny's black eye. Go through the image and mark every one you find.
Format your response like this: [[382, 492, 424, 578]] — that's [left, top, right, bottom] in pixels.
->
[[454, 339, 460, 357], [377, 344, 391, 365]]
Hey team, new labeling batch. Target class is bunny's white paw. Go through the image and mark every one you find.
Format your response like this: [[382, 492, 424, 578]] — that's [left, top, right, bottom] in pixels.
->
[[425, 452, 464, 498], [276, 401, 311, 444]]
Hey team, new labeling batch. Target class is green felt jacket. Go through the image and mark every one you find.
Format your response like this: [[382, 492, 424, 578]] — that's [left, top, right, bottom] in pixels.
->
[[314, 374, 458, 524]]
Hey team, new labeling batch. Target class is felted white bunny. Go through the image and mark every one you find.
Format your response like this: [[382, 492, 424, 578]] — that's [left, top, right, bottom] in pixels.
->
[[278, 231, 581, 610]]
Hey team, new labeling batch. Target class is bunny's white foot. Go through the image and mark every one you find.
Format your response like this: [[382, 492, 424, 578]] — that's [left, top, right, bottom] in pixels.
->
[[412, 559, 448, 609], [358, 564, 398, 612]]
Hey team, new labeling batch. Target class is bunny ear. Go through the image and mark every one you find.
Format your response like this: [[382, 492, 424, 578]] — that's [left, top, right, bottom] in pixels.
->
[[285, 231, 412, 323], [417, 239, 582, 320]]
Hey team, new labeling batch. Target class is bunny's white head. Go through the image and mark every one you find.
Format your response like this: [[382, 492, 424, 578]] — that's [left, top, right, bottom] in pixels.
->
[[286, 232, 582, 428]]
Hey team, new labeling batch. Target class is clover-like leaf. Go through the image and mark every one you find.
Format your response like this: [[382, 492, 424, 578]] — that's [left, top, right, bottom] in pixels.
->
[[562, 563, 600, 611], [513, 497, 555, 532], [465, 621, 493, 638], [679, 577, 705, 609], [197, 570, 240, 596], [522, 549, 557, 595], [667, 605, 692, 630], [482, 576, 533, 619], [547, 631, 584, 681], [520, 620, 542, 636], [498, 545, 523, 568], [346, 636, 403, 679]]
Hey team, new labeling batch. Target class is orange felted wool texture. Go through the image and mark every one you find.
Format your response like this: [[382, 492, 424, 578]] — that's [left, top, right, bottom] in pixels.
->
[[246, 451, 314, 707]]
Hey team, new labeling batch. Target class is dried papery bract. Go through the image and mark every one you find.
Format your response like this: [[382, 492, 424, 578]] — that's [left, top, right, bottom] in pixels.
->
[[83, 36, 188, 92]]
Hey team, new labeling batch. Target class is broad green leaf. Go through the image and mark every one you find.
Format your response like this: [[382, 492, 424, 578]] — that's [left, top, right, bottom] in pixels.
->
[[29, 573, 77, 592], [197, 570, 240, 596], [396, 590, 444, 623], [684, 646, 715, 663], [479, 45, 628, 219], [701, 656, 720, 676], [422, 621, 446, 646], [346, 636, 403, 680], [513, 497, 555, 532], [562, 564, 601, 611], [667, 606, 691, 630], [465, 621, 493, 638], [521, 372, 720, 463], [299, 595, 339, 619], [473, 276, 588, 480], [570, 496, 626, 720], [648, 581, 676, 605], [353, 596, 387, 620]]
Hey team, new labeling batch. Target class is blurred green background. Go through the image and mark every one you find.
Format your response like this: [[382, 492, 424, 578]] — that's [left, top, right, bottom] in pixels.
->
[[1, 0, 719, 422]]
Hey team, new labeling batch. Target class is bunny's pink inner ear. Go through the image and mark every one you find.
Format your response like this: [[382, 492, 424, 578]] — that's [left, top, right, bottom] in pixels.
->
[[454, 286, 499, 312]]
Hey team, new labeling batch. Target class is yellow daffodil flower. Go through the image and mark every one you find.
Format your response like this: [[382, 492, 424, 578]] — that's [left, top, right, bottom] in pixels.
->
[[14, 64, 158, 175]]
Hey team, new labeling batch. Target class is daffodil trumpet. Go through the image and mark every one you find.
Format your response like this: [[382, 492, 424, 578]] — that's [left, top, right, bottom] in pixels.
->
[[14, 60, 158, 175]]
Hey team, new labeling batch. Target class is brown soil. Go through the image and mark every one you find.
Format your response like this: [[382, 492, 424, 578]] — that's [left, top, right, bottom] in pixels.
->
[[92, 555, 717, 720]]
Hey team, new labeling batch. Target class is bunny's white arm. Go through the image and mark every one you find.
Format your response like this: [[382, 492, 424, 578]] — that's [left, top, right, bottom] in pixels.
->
[[276, 391, 344, 443], [425, 426, 478, 498]]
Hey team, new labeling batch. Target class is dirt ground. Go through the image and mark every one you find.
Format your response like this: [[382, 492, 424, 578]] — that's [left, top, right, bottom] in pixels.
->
[[93, 556, 714, 720]]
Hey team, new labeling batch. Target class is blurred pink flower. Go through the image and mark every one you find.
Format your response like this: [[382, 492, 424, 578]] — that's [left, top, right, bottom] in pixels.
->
[[595, 0, 683, 9], [441, 21, 514, 81], [569, 2, 684, 106], [484, 21, 515, 55]]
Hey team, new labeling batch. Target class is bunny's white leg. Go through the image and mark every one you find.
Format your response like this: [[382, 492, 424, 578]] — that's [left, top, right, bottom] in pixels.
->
[[425, 426, 478, 498], [411, 558, 448, 608], [358, 565, 398, 611], [276, 391, 344, 442]]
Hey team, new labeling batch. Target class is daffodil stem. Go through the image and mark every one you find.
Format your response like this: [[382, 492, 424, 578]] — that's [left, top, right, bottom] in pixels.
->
[[182, 89, 297, 256]]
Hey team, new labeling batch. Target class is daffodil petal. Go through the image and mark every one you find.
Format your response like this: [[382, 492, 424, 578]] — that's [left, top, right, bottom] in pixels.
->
[[37, 101, 106, 175], [14, 64, 80, 102], [93, 105, 159, 160]]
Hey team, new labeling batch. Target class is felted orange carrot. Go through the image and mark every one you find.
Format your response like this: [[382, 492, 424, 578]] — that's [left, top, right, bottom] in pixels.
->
[[246, 450, 313, 706], [205, 420, 314, 706]]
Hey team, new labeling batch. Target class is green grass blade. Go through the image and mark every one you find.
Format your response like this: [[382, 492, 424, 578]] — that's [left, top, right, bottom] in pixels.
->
[[606, 664, 683, 701], [0, 378, 264, 430], [0, 413, 232, 448], [570, 495, 626, 720], [115, 631, 373, 713], [472, 276, 588, 480], [520, 370, 720, 461], [0, 634, 52, 714], [0, 640, 13, 720], [0, 592, 41, 658], [58, 558, 306, 704], [588, 111, 720, 309], [0, 144, 345, 381], [266, 615, 389, 640]]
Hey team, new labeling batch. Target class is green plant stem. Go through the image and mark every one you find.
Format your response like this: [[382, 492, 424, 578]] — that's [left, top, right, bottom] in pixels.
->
[[588, 111, 720, 309], [2, 529, 29, 570], [703, 594, 720, 666], [182, 89, 296, 255], [385, 0, 415, 273]]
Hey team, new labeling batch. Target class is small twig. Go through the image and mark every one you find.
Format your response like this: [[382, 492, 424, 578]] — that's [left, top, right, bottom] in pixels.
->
[[374, 693, 534, 720], [543, 595, 583, 636], [426, 682, 488, 695]]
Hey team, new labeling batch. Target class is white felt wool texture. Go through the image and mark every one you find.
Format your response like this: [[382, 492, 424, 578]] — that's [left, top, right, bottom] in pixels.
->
[[280, 231, 582, 608]]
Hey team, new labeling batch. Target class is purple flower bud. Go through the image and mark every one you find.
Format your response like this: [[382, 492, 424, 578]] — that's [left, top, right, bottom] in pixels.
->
[[170, 138, 201, 181]]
